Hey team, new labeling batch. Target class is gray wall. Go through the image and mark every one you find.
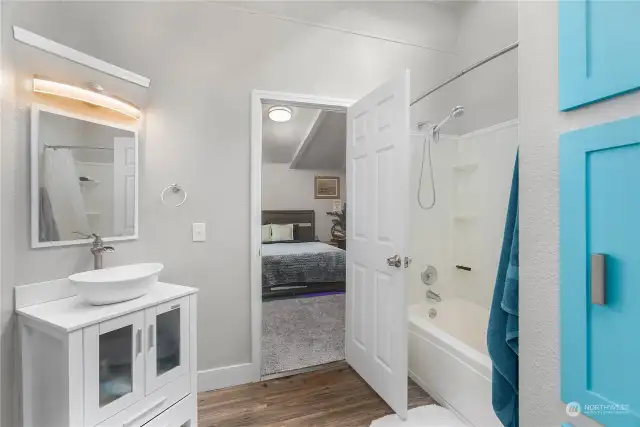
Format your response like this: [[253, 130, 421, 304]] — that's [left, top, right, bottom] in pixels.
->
[[262, 164, 346, 242], [448, 0, 519, 136], [1, 2, 461, 424], [519, 1, 639, 426]]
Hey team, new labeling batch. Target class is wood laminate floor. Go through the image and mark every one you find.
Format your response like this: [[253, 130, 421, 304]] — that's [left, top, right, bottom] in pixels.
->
[[198, 361, 437, 427]]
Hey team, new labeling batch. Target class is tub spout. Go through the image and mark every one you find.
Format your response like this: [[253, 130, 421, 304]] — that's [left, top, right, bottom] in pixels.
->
[[426, 290, 441, 302]]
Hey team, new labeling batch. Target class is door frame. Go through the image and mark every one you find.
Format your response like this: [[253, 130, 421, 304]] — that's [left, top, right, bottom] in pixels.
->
[[249, 90, 355, 380]]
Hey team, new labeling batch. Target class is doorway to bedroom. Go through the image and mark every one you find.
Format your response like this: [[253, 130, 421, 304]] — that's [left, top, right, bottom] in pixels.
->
[[258, 97, 348, 378]]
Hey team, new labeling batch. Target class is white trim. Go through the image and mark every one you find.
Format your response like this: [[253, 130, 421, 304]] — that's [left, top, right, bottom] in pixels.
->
[[419, 119, 519, 141], [30, 104, 140, 249], [458, 119, 519, 140], [197, 363, 255, 392], [250, 90, 354, 381], [13, 26, 151, 88], [289, 110, 325, 170]]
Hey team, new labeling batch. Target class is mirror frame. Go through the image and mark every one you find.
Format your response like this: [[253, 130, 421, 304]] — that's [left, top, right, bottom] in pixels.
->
[[30, 104, 140, 248]]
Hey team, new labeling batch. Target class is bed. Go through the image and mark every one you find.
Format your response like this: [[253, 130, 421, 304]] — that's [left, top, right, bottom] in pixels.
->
[[262, 210, 345, 299]]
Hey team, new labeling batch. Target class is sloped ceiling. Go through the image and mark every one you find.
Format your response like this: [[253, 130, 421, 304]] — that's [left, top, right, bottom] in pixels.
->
[[292, 111, 346, 170], [262, 104, 320, 163], [262, 104, 346, 170]]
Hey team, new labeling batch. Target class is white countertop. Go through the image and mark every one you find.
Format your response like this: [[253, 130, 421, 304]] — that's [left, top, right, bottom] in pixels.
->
[[17, 282, 197, 332]]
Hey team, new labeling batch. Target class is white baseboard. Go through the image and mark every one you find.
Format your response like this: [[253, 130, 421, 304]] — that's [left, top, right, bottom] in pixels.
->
[[198, 363, 256, 392]]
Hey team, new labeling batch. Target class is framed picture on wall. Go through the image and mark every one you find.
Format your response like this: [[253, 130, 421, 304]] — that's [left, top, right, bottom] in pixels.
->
[[315, 176, 340, 199]]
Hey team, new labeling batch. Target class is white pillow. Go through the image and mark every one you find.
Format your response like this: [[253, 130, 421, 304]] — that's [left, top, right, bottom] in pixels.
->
[[262, 225, 272, 242], [270, 224, 294, 241]]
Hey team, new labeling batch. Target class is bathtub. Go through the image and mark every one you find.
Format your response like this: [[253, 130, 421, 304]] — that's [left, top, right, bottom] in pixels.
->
[[408, 298, 501, 427]]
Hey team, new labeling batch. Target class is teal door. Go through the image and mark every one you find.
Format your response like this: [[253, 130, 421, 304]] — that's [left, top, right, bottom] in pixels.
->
[[560, 117, 640, 426], [559, 0, 640, 110]]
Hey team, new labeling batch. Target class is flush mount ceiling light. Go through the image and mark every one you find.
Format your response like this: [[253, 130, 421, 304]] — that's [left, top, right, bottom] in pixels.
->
[[268, 106, 292, 122], [32, 77, 141, 120]]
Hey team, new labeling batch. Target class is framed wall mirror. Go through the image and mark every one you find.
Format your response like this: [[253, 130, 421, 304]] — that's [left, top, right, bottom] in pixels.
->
[[31, 105, 139, 248]]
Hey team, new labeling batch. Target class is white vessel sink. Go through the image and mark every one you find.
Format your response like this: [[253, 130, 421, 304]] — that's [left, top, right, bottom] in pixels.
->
[[69, 263, 164, 305]]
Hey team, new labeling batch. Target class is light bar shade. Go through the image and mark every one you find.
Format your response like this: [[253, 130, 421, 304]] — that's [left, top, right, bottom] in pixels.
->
[[33, 78, 141, 120]]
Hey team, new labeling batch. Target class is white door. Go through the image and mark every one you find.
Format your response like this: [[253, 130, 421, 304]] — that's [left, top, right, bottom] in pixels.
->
[[113, 136, 136, 236], [145, 296, 190, 394], [346, 70, 411, 419], [84, 312, 145, 426]]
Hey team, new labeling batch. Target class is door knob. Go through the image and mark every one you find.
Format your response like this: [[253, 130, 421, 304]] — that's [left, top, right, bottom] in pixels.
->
[[386, 255, 402, 268]]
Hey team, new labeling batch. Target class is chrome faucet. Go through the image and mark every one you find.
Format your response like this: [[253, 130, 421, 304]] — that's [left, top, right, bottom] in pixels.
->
[[74, 232, 115, 269], [426, 290, 441, 302]]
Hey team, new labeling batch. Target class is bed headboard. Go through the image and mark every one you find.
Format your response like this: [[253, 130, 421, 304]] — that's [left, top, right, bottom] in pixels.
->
[[262, 210, 316, 242]]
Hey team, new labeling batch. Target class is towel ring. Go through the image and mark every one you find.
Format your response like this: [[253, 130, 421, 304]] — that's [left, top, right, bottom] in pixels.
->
[[161, 183, 188, 207]]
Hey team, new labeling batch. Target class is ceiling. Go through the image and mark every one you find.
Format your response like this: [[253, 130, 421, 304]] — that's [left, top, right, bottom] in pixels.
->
[[262, 105, 320, 164], [262, 103, 346, 171], [293, 111, 346, 170]]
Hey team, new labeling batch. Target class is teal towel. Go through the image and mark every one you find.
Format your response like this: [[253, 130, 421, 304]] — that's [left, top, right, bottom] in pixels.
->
[[487, 152, 519, 427]]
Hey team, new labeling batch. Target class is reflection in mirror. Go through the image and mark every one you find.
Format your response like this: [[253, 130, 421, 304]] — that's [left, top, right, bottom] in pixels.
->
[[32, 107, 138, 248]]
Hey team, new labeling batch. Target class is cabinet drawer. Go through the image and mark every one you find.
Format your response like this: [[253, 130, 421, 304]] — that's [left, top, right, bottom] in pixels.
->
[[96, 374, 189, 427], [143, 395, 196, 427]]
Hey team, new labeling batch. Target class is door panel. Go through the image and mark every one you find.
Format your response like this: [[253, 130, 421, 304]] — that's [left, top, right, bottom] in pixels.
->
[[145, 296, 190, 394], [84, 312, 145, 426], [346, 70, 410, 418], [559, 0, 640, 110], [560, 116, 640, 426]]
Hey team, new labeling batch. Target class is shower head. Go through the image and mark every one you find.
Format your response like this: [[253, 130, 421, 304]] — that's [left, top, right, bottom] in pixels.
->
[[433, 105, 465, 133], [451, 105, 465, 118]]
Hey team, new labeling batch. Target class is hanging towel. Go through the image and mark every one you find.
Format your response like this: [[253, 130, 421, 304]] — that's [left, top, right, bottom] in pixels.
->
[[487, 152, 519, 427]]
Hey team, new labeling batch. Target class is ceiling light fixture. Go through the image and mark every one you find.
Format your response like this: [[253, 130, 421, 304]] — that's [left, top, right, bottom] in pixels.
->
[[32, 77, 141, 120], [268, 106, 292, 122]]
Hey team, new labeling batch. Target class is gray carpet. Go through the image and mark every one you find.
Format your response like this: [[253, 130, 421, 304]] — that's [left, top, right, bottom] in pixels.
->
[[262, 294, 345, 376]]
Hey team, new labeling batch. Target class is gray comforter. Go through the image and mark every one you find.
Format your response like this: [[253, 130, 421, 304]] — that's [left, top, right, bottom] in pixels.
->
[[262, 242, 346, 288]]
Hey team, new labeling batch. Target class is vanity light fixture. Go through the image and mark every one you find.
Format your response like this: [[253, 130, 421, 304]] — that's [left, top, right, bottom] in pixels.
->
[[32, 77, 141, 120], [268, 106, 292, 122]]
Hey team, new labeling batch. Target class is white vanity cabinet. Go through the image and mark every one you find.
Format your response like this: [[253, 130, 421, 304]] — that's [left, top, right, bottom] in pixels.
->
[[17, 281, 198, 427]]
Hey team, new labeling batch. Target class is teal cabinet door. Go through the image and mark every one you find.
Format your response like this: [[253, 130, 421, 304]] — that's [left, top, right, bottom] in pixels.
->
[[560, 117, 640, 426], [559, 0, 640, 110]]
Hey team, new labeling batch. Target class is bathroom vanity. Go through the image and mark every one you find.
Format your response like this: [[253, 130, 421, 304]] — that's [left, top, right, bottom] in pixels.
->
[[16, 280, 198, 427]]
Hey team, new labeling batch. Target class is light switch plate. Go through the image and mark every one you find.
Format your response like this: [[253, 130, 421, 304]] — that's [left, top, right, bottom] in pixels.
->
[[192, 222, 206, 242]]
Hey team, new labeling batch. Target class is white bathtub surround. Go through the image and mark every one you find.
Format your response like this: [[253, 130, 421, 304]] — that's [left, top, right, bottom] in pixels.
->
[[409, 120, 519, 311], [408, 299, 501, 427], [406, 121, 517, 427], [369, 405, 467, 427]]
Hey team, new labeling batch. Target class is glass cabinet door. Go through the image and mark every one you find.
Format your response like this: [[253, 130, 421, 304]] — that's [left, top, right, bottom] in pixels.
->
[[99, 325, 133, 406], [145, 296, 190, 393], [84, 312, 145, 426]]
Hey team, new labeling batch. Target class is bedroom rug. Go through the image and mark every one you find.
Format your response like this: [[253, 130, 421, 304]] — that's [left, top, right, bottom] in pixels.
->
[[369, 405, 467, 427], [262, 293, 345, 376]]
